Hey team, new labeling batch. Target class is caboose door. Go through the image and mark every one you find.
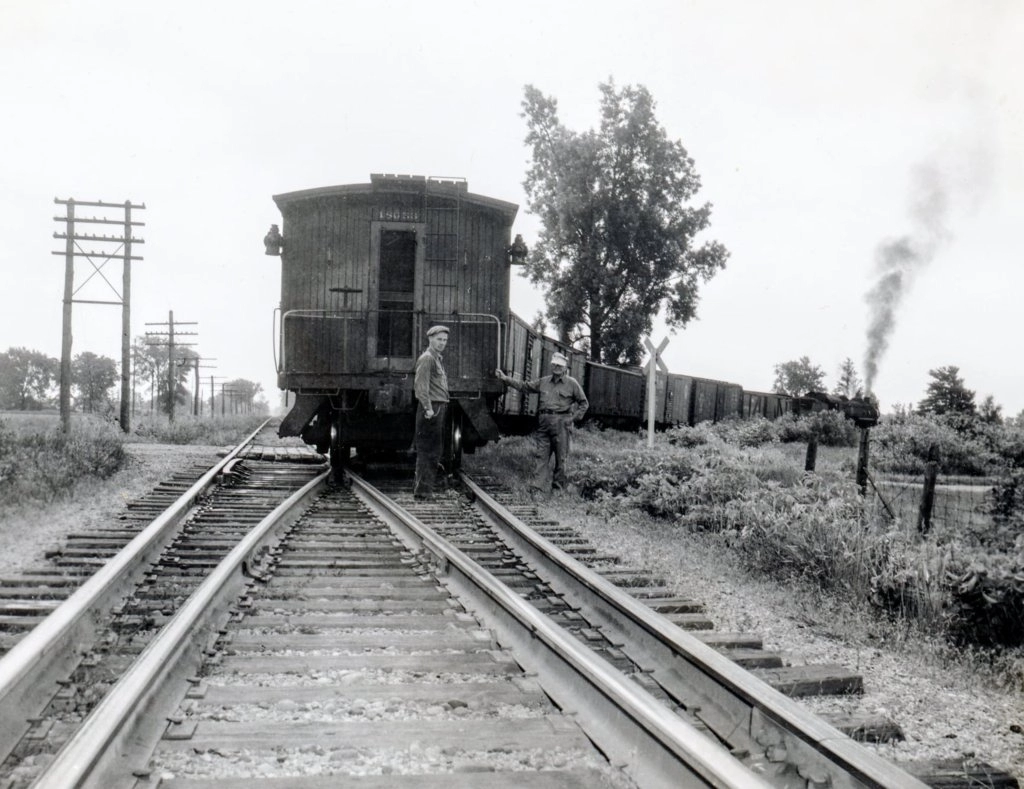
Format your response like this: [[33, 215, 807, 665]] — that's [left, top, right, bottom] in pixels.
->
[[368, 222, 425, 370]]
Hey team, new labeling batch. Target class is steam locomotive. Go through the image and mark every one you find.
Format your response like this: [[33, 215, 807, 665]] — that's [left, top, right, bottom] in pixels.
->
[[266, 175, 875, 474]]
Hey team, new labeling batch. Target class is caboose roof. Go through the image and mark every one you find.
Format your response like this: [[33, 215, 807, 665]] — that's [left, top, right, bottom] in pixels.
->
[[273, 174, 519, 221]]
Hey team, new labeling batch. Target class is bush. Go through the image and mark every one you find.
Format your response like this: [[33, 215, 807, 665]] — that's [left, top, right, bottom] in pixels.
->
[[0, 419, 15, 489], [989, 422, 1024, 470], [572, 447, 694, 503], [668, 417, 784, 449], [713, 417, 781, 448], [0, 416, 127, 505], [943, 557, 1024, 648], [728, 475, 896, 589], [777, 411, 857, 447], [664, 422, 714, 448], [871, 412, 997, 476], [991, 469, 1024, 527]]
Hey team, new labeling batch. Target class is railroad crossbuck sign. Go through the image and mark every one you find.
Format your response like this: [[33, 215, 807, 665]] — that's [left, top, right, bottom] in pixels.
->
[[642, 337, 669, 448]]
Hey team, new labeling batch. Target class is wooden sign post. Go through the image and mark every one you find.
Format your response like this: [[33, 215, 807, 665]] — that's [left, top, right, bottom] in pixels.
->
[[642, 337, 669, 448]]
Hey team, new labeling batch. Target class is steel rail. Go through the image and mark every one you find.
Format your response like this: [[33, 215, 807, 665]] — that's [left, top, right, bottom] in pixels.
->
[[348, 471, 774, 789], [460, 472, 930, 789], [0, 420, 271, 762], [30, 467, 330, 788]]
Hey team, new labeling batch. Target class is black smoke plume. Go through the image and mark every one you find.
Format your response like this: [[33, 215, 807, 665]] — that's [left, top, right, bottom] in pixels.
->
[[863, 162, 950, 394]]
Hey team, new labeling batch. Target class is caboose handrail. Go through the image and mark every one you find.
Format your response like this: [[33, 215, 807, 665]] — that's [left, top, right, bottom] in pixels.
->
[[450, 312, 502, 375], [272, 307, 280, 372], [279, 309, 365, 375], [279, 308, 502, 380]]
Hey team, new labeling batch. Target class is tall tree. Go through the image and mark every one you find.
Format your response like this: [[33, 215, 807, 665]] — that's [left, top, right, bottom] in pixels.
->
[[521, 81, 728, 365], [133, 338, 163, 413], [72, 352, 118, 413], [132, 338, 192, 416], [0, 347, 58, 410], [174, 348, 201, 412], [221, 378, 266, 414], [832, 358, 863, 399], [917, 365, 976, 416], [772, 356, 826, 397], [978, 394, 1003, 425]]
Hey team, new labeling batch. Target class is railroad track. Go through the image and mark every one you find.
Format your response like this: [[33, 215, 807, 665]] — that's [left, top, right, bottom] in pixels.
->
[[0, 443, 1016, 787]]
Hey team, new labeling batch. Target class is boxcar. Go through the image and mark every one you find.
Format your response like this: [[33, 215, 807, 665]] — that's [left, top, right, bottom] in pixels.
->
[[742, 390, 793, 420], [660, 372, 695, 426], [494, 311, 585, 434], [688, 377, 744, 424], [717, 382, 744, 421], [496, 312, 535, 421], [584, 361, 645, 427], [269, 174, 520, 472]]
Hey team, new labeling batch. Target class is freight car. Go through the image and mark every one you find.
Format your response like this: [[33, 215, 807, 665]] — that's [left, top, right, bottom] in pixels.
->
[[267, 175, 840, 475], [492, 311, 790, 432]]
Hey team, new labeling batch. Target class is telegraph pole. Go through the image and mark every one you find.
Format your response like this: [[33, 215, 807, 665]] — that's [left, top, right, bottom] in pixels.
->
[[191, 358, 216, 415], [221, 384, 241, 416], [53, 198, 145, 433], [145, 311, 197, 423], [209, 375, 225, 418]]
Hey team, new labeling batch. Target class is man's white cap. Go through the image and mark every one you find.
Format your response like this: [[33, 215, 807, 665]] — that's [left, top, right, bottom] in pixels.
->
[[551, 352, 568, 366]]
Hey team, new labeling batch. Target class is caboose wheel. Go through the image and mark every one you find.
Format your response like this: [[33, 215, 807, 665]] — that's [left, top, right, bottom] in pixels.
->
[[442, 408, 463, 473], [329, 417, 350, 479]]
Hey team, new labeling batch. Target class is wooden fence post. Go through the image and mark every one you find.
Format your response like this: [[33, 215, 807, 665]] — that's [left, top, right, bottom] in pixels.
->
[[917, 445, 940, 534], [856, 428, 870, 494], [804, 435, 818, 472]]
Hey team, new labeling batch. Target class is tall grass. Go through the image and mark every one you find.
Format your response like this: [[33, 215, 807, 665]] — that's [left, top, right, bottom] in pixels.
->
[[127, 413, 267, 445]]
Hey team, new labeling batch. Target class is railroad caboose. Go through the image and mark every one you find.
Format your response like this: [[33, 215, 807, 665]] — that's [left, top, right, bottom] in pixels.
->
[[268, 174, 523, 473]]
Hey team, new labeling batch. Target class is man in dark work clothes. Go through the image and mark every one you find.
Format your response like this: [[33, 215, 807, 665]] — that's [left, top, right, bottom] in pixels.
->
[[495, 352, 589, 493], [413, 325, 450, 500]]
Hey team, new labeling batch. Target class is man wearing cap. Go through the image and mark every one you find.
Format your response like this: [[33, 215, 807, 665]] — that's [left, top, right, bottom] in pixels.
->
[[413, 325, 450, 500], [496, 352, 588, 492]]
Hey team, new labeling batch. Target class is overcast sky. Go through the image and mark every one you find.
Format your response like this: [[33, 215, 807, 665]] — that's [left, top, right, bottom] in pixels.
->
[[2, 0, 1021, 416]]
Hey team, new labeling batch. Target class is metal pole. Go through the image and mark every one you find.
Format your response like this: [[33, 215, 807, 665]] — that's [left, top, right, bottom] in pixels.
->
[[59, 200, 75, 433], [193, 358, 200, 416]]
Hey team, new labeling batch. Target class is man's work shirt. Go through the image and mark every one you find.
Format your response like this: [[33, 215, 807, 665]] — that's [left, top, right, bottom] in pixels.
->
[[414, 349, 449, 411], [508, 373, 589, 420]]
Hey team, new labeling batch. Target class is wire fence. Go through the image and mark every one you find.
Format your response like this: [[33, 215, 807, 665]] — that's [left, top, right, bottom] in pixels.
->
[[867, 473, 999, 536]]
